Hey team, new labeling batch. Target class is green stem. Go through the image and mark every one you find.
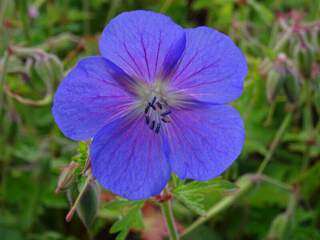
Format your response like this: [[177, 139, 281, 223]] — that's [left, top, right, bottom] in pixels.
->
[[66, 175, 91, 222], [161, 197, 179, 240], [181, 176, 253, 238], [257, 112, 292, 174], [0, 50, 9, 108], [259, 175, 291, 191], [17, 0, 31, 42], [82, 0, 90, 35]]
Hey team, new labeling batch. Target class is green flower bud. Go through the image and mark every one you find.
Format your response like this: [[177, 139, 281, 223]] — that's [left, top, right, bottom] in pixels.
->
[[266, 69, 283, 103], [55, 161, 79, 193], [76, 181, 100, 228], [282, 71, 300, 103], [266, 213, 291, 240], [295, 44, 314, 79]]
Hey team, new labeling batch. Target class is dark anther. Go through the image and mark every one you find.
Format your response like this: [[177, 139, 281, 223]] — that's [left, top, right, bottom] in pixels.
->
[[161, 117, 170, 123], [148, 102, 156, 110], [155, 123, 161, 134], [156, 102, 163, 110], [144, 105, 150, 114], [151, 96, 157, 105], [161, 110, 171, 117], [145, 116, 150, 124], [150, 120, 155, 130]]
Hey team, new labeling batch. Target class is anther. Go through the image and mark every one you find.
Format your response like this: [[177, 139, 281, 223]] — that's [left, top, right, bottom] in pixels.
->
[[145, 116, 150, 124], [144, 105, 150, 114], [151, 96, 157, 105], [150, 120, 155, 130], [149, 102, 156, 110], [155, 123, 161, 134], [161, 110, 171, 117], [161, 116, 170, 123], [156, 102, 163, 110]]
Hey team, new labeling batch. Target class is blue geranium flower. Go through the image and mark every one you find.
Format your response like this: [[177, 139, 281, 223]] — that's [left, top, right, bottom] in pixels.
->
[[52, 10, 248, 200]]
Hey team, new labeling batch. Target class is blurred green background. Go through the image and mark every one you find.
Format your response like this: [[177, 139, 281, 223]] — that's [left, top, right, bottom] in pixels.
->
[[0, 0, 319, 239]]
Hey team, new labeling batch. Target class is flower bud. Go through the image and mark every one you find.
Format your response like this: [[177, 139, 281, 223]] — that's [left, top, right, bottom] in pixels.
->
[[266, 69, 282, 103], [76, 181, 100, 228], [295, 44, 314, 78], [271, 53, 301, 103], [266, 54, 287, 103], [28, 5, 39, 19], [311, 63, 320, 90], [266, 213, 291, 240], [34, 53, 63, 84], [282, 70, 300, 103], [55, 161, 79, 193]]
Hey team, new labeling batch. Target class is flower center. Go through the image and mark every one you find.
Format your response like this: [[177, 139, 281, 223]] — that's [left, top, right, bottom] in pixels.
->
[[144, 96, 171, 134]]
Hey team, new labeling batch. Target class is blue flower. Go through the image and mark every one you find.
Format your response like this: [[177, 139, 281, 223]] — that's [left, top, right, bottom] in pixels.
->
[[52, 10, 248, 200]]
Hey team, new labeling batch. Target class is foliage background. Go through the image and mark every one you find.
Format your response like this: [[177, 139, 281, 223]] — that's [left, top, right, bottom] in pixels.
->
[[0, 0, 319, 239]]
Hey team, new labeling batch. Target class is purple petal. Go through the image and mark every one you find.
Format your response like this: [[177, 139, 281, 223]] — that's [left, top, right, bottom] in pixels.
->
[[99, 10, 185, 82], [90, 114, 171, 200], [170, 27, 248, 104], [52, 57, 135, 141], [166, 105, 244, 180], [161, 33, 186, 80]]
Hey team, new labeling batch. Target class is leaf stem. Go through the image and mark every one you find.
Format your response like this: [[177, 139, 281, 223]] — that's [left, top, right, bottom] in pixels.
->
[[66, 175, 92, 222], [181, 176, 253, 238], [161, 191, 179, 240], [0, 49, 9, 108], [257, 112, 292, 174]]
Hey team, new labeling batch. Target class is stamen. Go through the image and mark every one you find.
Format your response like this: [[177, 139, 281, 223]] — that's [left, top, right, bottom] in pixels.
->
[[144, 105, 150, 114], [150, 120, 155, 130], [156, 102, 163, 110], [155, 123, 161, 134], [144, 95, 171, 133], [161, 116, 170, 123], [149, 102, 156, 110], [161, 110, 171, 117], [151, 96, 157, 105], [145, 115, 150, 124]]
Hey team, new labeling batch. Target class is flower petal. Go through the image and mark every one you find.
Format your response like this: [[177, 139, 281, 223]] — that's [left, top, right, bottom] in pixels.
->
[[52, 56, 135, 141], [99, 10, 185, 82], [166, 105, 244, 180], [90, 114, 171, 200], [170, 27, 248, 104]]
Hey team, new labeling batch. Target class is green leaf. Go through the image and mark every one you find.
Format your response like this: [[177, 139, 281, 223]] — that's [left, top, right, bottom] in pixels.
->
[[109, 201, 144, 240], [72, 142, 89, 176], [173, 178, 237, 215], [174, 177, 238, 193]]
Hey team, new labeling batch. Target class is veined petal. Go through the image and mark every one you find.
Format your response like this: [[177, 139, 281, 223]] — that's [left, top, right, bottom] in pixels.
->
[[166, 105, 244, 180], [52, 56, 135, 141], [90, 114, 171, 200], [99, 10, 185, 82], [170, 27, 248, 104]]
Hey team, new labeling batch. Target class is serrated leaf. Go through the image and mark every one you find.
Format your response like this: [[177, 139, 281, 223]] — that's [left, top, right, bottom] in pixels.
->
[[104, 199, 141, 212], [174, 177, 238, 194], [72, 142, 88, 176], [109, 201, 144, 240], [174, 192, 206, 215], [173, 178, 237, 215]]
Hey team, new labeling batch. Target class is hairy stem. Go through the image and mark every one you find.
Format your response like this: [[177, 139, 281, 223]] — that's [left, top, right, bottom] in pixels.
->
[[257, 112, 292, 174], [161, 194, 179, 240], [66, 175, 92, 222], [181, 177, 253, 237]]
